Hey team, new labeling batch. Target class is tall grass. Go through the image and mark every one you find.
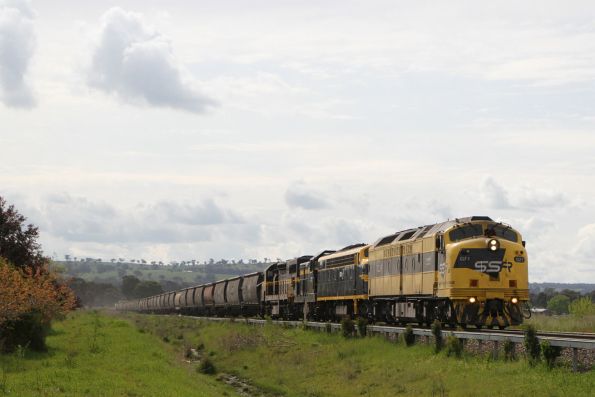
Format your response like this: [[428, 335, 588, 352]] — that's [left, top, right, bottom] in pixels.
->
[[521, 314, 595, 332], [128, 313, 594, 397], [0, 311, 233, 396]]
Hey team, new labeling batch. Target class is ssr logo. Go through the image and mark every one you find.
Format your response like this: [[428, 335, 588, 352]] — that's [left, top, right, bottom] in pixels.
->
[[473, 261, 513, 273]]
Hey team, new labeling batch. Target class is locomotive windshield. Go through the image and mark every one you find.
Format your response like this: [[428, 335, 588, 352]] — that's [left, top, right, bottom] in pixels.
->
[[486, 224, 518, 242], [449, 223, 519, 243], [449, 224, 483, 241]]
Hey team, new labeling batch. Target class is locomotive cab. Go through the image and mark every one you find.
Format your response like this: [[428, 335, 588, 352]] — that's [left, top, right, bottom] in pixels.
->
[[438, 218, 529, 328]]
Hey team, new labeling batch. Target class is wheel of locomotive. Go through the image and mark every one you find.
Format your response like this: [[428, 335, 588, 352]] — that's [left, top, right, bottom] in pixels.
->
[[498, 325, 505, 330]]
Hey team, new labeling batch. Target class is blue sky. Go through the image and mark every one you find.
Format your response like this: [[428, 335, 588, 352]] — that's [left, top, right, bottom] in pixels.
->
[[1, 0, 594, 282]]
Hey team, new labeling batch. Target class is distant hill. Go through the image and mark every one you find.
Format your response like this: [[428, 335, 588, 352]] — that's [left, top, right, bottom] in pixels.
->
[[530, 283, 595, 294], [55, 260, 595, 294], [54, 259, 267, 289]]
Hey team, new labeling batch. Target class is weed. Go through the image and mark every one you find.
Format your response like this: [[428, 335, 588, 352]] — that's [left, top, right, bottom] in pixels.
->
[[356, 317, 368, 337], [301, 320, 308, 331], [431, 320, 443, 353], [445, 336, 463, 358], [89, 315, 102, 353], [162, 336, 170, 343], [64, 350, 78, 368], [523, 324, 541, 365], [341, 317, 355, 338], [503, 340, 516, 361], [541, 341, 562, 369], [403, 326, 415, 346], [0, 365, 7, 394], [431, 378, 447, 397], [197, 358, 217, 375], [325, 322, 333, 334]]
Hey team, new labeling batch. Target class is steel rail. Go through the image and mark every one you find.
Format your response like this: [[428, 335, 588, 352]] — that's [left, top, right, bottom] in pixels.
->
[[179, 315, 595, 349]]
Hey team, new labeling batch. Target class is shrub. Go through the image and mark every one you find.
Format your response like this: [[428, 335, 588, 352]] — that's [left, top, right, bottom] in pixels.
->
[[198, 358, 217, 375], [541, 341, 562, 369], [1, 312, 50, 352], [0, 196, 76, 352], [445, 336, 463, 358], [341, 317, 355, 338], [403, 325, 415, 346], [431, 320, 443, 353], [523, 325, 541, 365], [547, 295, 570, 315], [356, 317, 368, 337], [503, 340, 516, 361], [569, 297, 595, 317]]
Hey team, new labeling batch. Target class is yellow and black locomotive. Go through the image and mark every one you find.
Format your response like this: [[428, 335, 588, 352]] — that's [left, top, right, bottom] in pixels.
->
[[116, 216, 529, 328]]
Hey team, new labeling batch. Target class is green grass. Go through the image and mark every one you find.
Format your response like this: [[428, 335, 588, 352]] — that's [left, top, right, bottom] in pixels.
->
[[520, 314, 595, 332], [127, 314, 595, 397], [0, 311, 235, 397]]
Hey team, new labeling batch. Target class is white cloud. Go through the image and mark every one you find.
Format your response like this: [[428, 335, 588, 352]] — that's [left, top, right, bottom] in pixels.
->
[[87, 7, 215, 113], [285, 181, 329, 210], [36, 194, 243, 244], [0, 0, 35, 108], [479, 177, 569, 210], [574, 223, 595, 263], [479, 176, 511, 209], [515, 186, 569, 209]]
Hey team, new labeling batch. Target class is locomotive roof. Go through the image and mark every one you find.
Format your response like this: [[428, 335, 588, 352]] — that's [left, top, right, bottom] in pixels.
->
[[320, 244, 369, 260], [373, 216, 494, 247]]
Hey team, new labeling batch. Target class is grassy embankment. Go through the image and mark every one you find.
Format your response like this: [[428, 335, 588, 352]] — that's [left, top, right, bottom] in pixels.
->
[[520, 314, 595, 332], [127, 314, 595, 397], [0, 311, 234, 397]]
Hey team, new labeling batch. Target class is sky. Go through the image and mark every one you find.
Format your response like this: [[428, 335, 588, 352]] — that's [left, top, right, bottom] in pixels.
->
[[1, 0, 594, 282]]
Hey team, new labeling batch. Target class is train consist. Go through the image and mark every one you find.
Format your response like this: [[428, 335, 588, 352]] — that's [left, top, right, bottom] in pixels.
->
[[116, 216, 530, 328]]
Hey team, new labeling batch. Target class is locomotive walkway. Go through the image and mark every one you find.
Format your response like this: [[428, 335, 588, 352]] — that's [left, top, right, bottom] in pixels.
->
[[183, 315, 595, 372]]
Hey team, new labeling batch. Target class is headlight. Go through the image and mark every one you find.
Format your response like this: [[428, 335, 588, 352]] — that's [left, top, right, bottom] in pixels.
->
[[488, 238, 499, 251], [511, 297, 518, 304], [469, 297, 476, 303]]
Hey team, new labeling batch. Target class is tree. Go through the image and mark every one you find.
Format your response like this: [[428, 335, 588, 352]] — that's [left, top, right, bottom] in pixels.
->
[[132, 281, 163, 298], [569, 297, 595, 317], [0, 196, 76, 351], [121, 275, 141, 299], [0, 197, 46, 270], [547, 294, 570, 314]]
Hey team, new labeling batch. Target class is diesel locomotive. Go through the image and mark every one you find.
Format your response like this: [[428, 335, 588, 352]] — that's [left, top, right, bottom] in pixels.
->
[[116, 216, 529, 328]]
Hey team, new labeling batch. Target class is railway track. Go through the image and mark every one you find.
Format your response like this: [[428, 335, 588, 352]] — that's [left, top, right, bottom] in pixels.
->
[[181, 314, 595, 341], [489, 329, 595, 340]]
